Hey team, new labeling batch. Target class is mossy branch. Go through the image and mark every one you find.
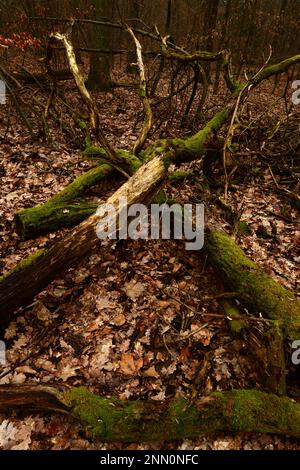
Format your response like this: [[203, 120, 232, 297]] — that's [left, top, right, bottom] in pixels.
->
[[15, 202, 99, 240], [14, 164, 112, 240], [0, 385, 299, 441], [207, 231, 300, 341], [15, 149, 143, 240]]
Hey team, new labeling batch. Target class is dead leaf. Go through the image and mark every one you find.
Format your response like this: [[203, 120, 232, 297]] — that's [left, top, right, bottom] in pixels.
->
[[4, 321, 17, 340], [32, 301, 52, 322], [120, 353, 143, 375], [11, 372, 26, 384], [58, 363, 80, 382], [123, 280, 145, 300], [111, 313, 126, 326], [158, 300, 170, 308], [0, 420, 18, 449], [190, 324, 213, 346], [15, 365, 36, 375], [96, 296, 115, 311], [144, 366, 159, 378], [87, 322, 100, 332]]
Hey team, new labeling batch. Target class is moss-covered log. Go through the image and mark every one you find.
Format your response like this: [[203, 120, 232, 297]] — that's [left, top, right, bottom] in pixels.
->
[[14, 163, 112, 240], [0, 155, 167, 319], [15, 202, 99, 240], [15, 148, 143, 240], [0, 107, 229, 319], [0, 384, 299, 441], [207, 231, 300, 341]]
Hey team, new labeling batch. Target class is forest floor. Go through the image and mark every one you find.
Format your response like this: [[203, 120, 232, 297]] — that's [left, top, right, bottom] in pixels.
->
[[0, 54, 299, 449]]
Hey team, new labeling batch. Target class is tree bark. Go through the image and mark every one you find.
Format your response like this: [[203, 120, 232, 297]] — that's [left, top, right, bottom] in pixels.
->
[[14, 147, 142, 240], [86, 0, 112, 91]]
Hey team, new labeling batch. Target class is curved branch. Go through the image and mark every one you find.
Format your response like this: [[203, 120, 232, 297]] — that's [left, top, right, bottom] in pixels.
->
[[161, 35, 225, 62], [50, 27, 130, 178], [127, 27, 153, 154]]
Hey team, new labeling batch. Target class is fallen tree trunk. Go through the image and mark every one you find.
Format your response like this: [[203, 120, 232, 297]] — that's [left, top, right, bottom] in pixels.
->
[[15, 149, 142, 240], [0, 384, 299, 441], [15, 202, 99, 240], [207, 231, 300, 341], [3, 50, 300, 318], [14, 163, 112, 239], [0, 156, 168, 319], [0, 108, 228, 319]]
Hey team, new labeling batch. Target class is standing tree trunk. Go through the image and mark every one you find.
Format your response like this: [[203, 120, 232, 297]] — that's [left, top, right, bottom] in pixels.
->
[[202, 0, 220, 81], [214, 0, 232, 93], [87, 0, 112, 91]]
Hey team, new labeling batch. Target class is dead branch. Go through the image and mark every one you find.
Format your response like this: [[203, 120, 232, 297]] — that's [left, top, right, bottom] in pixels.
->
[[50, 26, 131, 178], [127, 26, 153, 154]]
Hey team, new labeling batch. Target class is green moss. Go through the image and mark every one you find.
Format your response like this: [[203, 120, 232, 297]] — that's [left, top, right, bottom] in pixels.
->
[[84, 147, 142, 173], [15, 164, 114, 239], [140, 139, 172, 162], [207, 231, 300, 340], [0, 248, 46, 282], [140, 108, 230, 169], [54, 164, 112, 204], [182, 109, 229, 158], [65, 387, 195, 441], [152, 190, 168, 204], [78, 120, 87, 130], [15, 202, 98, 240], [168, 170, 193, 182], [117, 149, 143, 173], [235, 220, 252, 235], [251, 54, 300, 87], [214, 390, 299, 434], [65, 387, 133, 440], [65, 387, 211, 441], [232, 82, 244, 96], [138, 89, 146, 98], [221, 300, 247, 334], [83, 145, 107, 158], [62, 386, 300, 441]]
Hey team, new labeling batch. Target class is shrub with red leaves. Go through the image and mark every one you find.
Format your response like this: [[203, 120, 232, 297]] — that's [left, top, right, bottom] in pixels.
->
[[0, 32, 41, 50]]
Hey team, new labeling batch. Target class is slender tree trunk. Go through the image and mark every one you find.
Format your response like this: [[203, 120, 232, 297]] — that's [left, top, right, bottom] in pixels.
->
[[87, 0, 112, 90], [202, 0, 220, 81]]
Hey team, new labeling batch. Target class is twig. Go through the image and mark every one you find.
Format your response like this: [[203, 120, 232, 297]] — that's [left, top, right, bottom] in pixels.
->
[[166, 293, 272, 324], [222, 88, 243, 202]]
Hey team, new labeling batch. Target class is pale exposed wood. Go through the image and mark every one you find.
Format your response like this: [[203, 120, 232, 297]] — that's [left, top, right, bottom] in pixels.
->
[[127, 27, 153, 154]]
